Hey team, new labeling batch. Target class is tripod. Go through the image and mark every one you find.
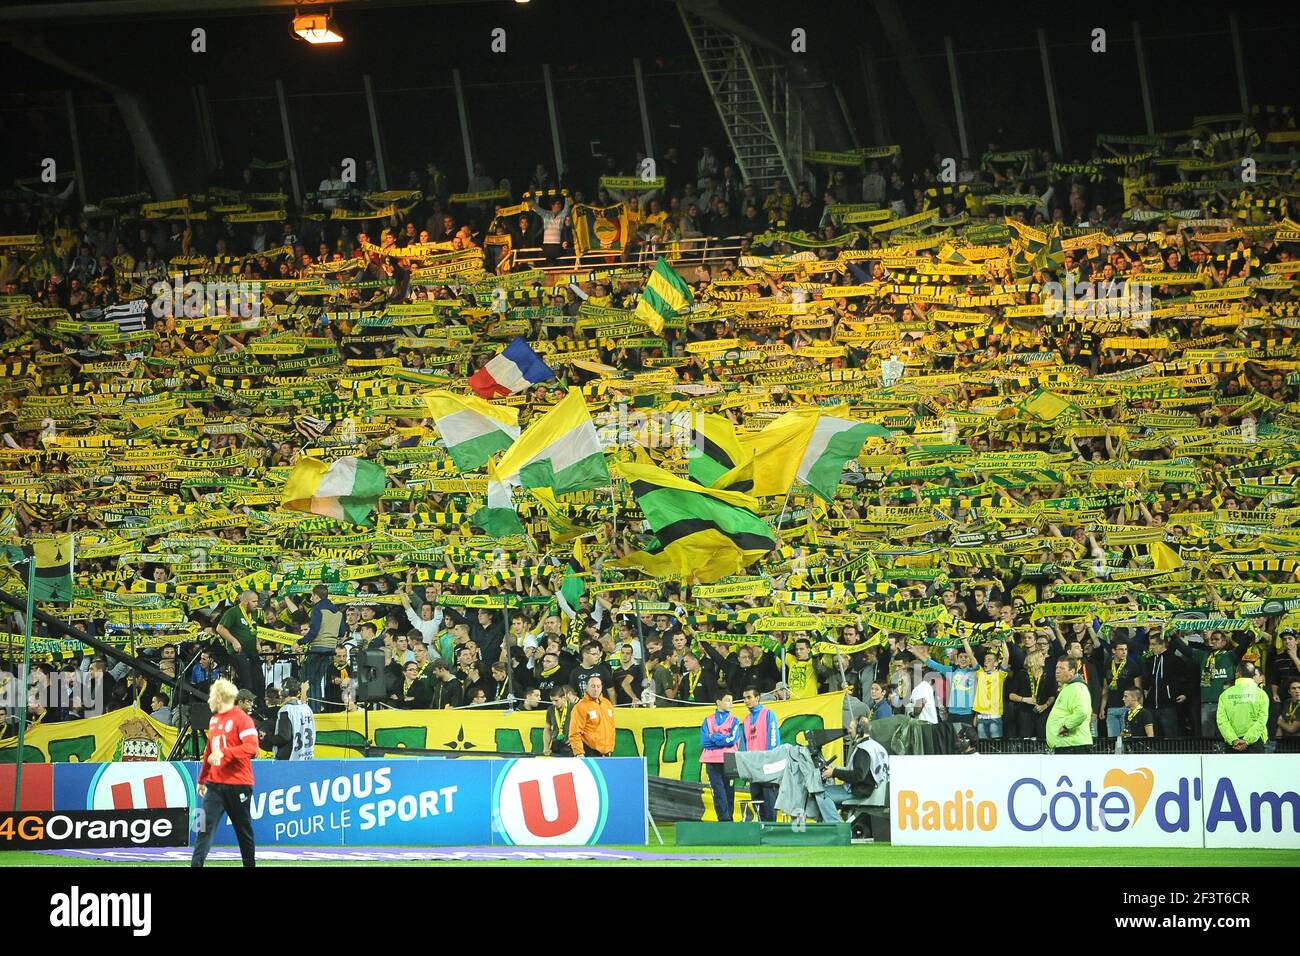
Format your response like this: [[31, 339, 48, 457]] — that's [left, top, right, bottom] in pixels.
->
[[167, 647, 207, 761]]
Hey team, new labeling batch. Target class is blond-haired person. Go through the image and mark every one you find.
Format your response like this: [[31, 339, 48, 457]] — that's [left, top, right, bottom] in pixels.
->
[[191, 678, 259, 868]]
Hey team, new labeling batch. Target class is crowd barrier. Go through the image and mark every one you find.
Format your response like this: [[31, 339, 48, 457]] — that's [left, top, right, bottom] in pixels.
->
[[890, 754, 1300, 849], [3, 757, 648, 848]]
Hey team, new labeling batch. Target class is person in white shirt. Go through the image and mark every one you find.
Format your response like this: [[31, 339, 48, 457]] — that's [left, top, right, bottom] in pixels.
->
[[696, 176, 718, 217], [529, 194, 571, 264], [318, 167, 346, 210], [273, 678, 316, 760], [860, 161, 886, 204], [504, 613, 543, 658], [399, 588, 443, 643], [258, 641, 293, 693], [337, 606, 362, 650], [906, 663, 939, 724], [696, 146, 719, 186], [613, 619, 645, 664]]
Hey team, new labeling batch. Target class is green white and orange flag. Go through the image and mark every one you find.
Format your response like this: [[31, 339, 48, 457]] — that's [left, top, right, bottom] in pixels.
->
[[796, 416, 888, 502], [473, 464, 526, 539], [493, 388, 609, 495], [425, 390, 520, 473], [281, 455, 387, 525]]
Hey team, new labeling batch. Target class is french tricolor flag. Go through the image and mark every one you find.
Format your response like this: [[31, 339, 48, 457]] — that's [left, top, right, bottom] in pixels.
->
[[469, 337, 556, 398]]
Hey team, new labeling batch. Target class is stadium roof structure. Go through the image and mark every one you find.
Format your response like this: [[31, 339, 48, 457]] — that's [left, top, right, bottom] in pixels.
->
[[0, 0, 482, 23]]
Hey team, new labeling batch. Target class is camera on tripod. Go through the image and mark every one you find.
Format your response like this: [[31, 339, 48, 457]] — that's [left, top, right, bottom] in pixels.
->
[[803, 727, 848, 771], [720, 726, 847, 780]]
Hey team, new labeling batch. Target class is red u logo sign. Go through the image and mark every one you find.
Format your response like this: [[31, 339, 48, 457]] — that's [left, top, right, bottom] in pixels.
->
[[519, 772, 579, 837]]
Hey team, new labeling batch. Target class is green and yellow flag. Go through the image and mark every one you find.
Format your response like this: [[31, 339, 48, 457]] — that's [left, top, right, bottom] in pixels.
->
[[572, 203, 632, 257], [1016, 389, 1077, 423], [31, 534, 74, 603], [531, 486, 594, 544], [684, 412, 754, 492], [612, 461, 775, 583], [635, 258, 692, 335]]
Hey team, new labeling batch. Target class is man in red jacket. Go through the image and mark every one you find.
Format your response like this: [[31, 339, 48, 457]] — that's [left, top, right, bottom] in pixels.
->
[[192, 678, 259, 867]]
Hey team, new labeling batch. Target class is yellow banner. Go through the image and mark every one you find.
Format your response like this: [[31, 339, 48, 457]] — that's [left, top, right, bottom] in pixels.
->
[[842, 209, 895, 224], [256, 625, 302, 646], [753, 615, 824, 632], [448, 190, 509, 204], [856, 145, 901, 158], [872, 207, 939, 235], [310, 692, 848, 777], [599, 176, 666, 191], [692, 579, 772, 599], [804, 150, 868, 167], [0, 706, 177, 762], [0, 698, 860, 776]]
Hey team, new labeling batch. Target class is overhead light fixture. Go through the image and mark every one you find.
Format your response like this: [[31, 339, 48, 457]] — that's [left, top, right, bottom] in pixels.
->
[[293, 11, 344, 44]]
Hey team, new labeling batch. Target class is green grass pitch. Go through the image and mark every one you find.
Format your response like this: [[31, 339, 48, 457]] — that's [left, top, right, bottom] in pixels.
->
[[3, 828, 1298, 867]]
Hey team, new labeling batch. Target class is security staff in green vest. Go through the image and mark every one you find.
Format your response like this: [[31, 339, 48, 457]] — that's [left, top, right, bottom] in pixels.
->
[[1046, 656, 1093, 753], [1216, 662, 1270, 754]]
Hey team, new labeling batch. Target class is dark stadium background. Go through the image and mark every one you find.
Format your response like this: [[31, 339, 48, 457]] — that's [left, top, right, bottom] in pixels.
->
[[0, 0, 1296, 198]]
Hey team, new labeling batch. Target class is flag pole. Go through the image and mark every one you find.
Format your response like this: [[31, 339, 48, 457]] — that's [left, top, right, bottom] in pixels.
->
[[774, 484, 797, 543], [608, 483, 619, 541], [12, 556, 34, 813]]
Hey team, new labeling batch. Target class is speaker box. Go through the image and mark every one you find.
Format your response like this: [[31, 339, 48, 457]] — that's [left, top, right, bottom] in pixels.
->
[[354, 649, 388, 703], [187, 701, 211, 733]]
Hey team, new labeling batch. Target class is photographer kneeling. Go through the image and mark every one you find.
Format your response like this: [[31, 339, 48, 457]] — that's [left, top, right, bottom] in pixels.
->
[[819, 718, 889, 812]]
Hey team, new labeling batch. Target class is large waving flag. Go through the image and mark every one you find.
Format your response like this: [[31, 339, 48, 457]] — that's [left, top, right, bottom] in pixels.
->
[[468, 337, 555, 399], [796, 416, 888, 502], [634, 257, 692, 334], [739, 410, 819, 497], [682, 412, 754, 492], [425, 390, 520, 472], [613, 461, 775, 583], [282, 456, 386, 526], [494, 389, 609, 495]]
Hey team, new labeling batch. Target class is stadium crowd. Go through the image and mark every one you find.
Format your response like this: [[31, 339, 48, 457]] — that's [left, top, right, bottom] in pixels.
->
[[2, 104, 1300, 759]]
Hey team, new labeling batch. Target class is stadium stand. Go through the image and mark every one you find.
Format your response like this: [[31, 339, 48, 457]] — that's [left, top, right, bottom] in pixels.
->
[[2, 102, 1300, 769]]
